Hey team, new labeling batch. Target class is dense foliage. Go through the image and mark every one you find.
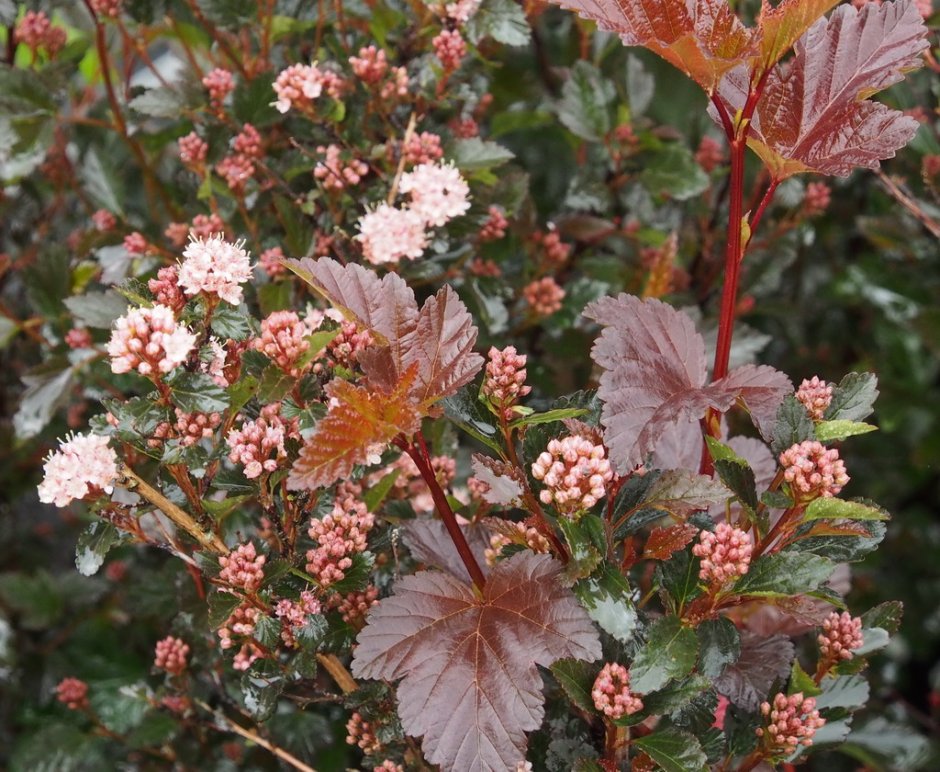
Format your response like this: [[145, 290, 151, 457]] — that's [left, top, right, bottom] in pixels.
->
[[1, 0, 939, 770]]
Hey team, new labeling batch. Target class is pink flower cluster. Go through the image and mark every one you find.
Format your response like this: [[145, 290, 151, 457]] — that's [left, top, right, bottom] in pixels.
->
[[374, 761, 403, 772], [38, 432, 119, 508], [107, 304, 196, 376], [531, 435, 613, 516], [591, 663, 643, 719], [757, 692, 826, 755], [695, 135, 725, 172], [218, 603, 263, 671], [692, 523, 753, 586], [154, 636, 190, 676], [178, 131, 208, 168], [219, 542, 267, 593], [56, 678, 89, 710], [254, 310, 315, 376], [275, 591, 321, 647], [348, 45, 409, 99], [305, 495, 375, 587], [484, 522, 551, 566], [432, 0, 482, 22], [65, 327, 93, 350], [202, 68, 234, 107], [356, 204, 428, 265], [329, 585, 379, 624], [92, 209, 116, 232], [780, 440, 849, 500], [523, 277, 565, 316], [400, 131, 444, 166], [433, 30, 467, 72], [534, 229, 572, 265], [90, 0, 123, 18], [818, 611, 864, 664], [216, 154, 254, 193], [346, 711, 381, 754], [188, 213, 226, 240], [16, 11, 66, 56], [479, 206, 509, 242], [179, 235, 252, 305], [380, 453, 456, 514], [259, 246, 286, 278], [315, 144, 369, 191], [482, 345, 531, 418], [147, 266, 186, 312], [803, 181, 832, 217], [328, 319, 374, 368], [227, 408, 289, 479], [124, 231, 149, 255], [796, 376, 833, 421], [400, 161, 471, 227], [273, 62, 343, 114]]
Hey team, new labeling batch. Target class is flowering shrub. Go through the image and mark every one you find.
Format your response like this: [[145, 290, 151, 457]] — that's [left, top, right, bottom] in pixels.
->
[[2, 0, 939, 770]]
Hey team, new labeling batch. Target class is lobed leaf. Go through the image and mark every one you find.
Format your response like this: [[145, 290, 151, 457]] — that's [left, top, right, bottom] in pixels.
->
[[630, 615, 699, 694], [714, 632, 794, 710], [756, 0, 840, 71], [401, 518, 492, 583], [351, 552, 601, 772], [632, 728, 708, 772]]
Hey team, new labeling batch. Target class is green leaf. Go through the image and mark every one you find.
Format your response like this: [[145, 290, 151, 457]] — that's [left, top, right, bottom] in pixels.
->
[[853, 627, 889, 656], [64, 291, 128, 328], [450, 137, 515, 173], [840, 718, 930, 771], [75, 521, 126, 577], [657, 548, 702, 614], [129, 87, 186, 118], [705, 437, 758, 512], [631, 616, 698, 694], [697, 616, 741, 679], [363, 469, 400, 512], [556, 61, 615, 142], [804, 498, 889, 522], [208, 591, 241, 629], [82, 148, 123, 216], [258, 281, 293, 315], [0, 570, 63, 630], [861, 601, 903, 635], [465, 0, 530, 46], [815, 675, 868, 710], [824, 373, 879, 422], [574, 563, 639, 644], [14, 363, 73, 439], [509, 406, 589, 429], [257, 365, 295, 403], [442, 388, 503, 455], [551, 658, 597, 713], [633, 728, 708, 772], [559, 515, 605, 580], [228, 375, 259, 414], [240, 670, 284, 722], [771, 394, 816, 455], [814, 420, 877, 442], [641, 144, 710, 201], [733, 553, 835, 597], [789, 660, 822, 697], [89, 681, 150, 734], [211, 305, 251, 340], [167, 371, 231, 413], [788, 519, 885, 562], [641, 675, 711, 716]]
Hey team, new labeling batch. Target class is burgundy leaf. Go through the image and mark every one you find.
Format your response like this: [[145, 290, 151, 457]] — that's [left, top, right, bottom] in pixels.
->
[[404, 285, 485, 406], [756, 0, 840, 69], [719, 1, 928, 178], [643, 523, 700, 560], [706, 364, 792, 440], [643, 469, 730, 516], [549, 0, 756, 93], [402, 518, 492, 583], [351, 552, 602, 771], [470, 454, 525, 507], [714, 632, 794, 710]]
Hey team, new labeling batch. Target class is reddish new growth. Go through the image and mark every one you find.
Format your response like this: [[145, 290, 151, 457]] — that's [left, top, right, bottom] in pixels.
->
[[218, 603, 264, 671], [56, 678, 89, 710], [591, 663, 643, 719], [523, 277, 565, 316], [757, 692, 826, 755], [692, 523, 753, 587], [107, 305, 196, 376], [254, 310, 314, 377], [274, 590, 322, 647], [16, 11, 66, 56], [531, 435, 613, 517], [178, 131, 208, 168], [329, 585, 379, 624], [818, 611, 864, 664], [433, 29, 467, 72], [218, 542, 267, 593], [306, 494, 375, 587], [780, 440, 849, 500], [796, 376, 833, 421], [202, 68, 234, 107], [346, 711, 381, 754], [803, 181, 832, 217], [484, 523, 551, 566], [227, 407, 289, 479], [479, 206, 509, 242], [315, 144, 369, 190], [482, 345, 531, 419], [154, 636, 190, 676]]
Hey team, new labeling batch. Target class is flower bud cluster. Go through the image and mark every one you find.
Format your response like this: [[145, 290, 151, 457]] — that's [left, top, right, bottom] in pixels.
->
[[757, 692, 826, 755], [780, 440, 849, 499], [482, 346, 531, 418], [179, 235, 253, 305], [65, 328, 93, 350], [818, 611, 864, 664], [692, 523, 753, 586], [346, 711, 381, 754], [218, 603, 264, 671], [382, 453, 456, 514], [328, 320, 374, 367], [178, 131, 208, 168], [479, 206, 509, 242], [315, 144, 369, 191], [484, 523, 551, 566], [592, 663, 644, 719], [90, 0, 123, 18], [219, 542, 267, 593], [123, 231, 149, 255], [38, 432, 119, 508], [803, 181, 832, 217], [254, 310, 316, 377], [259, 246, 286, 278], [56, 678, 89, 710], [188, 213, 226, 240], [92, 209, 116, 232], [202, 68, 234, 107], [145, 267, 185, 313], [374, 761, 403, 772], [16, 11, 66, 56], [306, 495, 375, 587], [227, 409, 289, 479], [275, 590, 322, 647], [534, 229, 571, 265], [400, 131, 444, 166], [329, 585, 379, 624], [695, 135, 725, 172], [796, 376, 833, 421], [531, 435, 613, 516], [154, 636, 190, 676], [523, 277, 565, 316], [433, 30, 467, 72], [107, 304, 196, 376], [273, 62, 343, 114]]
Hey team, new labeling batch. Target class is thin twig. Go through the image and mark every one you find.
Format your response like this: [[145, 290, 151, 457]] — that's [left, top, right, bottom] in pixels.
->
[[387, 112, 417, 204], [876, 170, 940, 240]]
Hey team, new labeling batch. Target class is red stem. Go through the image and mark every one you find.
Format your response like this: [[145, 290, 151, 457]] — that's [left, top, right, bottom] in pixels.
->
[[747, 178, 781, 246]]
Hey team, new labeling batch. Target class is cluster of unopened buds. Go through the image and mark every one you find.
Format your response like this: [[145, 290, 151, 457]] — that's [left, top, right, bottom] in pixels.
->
[[592, 663, 643, 719], [818, 611, 864, 666], [178, 131, 208, 169], [151, 409, 221, 448], [532, 435, 613, 517], [348, 45, 409, 99], [218, 542, 267, 593], [757, 692, 826, 755], [432, 29, 467, 72], [227, 406, 290, 479], [484, 523, 551, 566], [259, 246, 286, 278], [479, 206, 509, 242], [56, 677, 90, 711], [400, 131, 444, 166], [780, 440, 849, 500], [254, 310, 316, 377], [346, 711, 381, 754], [328, 319, 374, 368], [38, 432, 119, 508], [523, 276, 565, 316], [482, 345, 531, 418], [274, 591, 322, 647], [153, 636, 190, 676], [306, 495, 375, 587], [16, 11, 66, 56], [796, 376, 833, 421], [329, 585, 380, 625], [382, 453, 456, 514], [218, 604, 264, 671], [803, 181, 832, 217], [315, 144, 369, 191], [533, 229, 571, 265], [107, 304, 196, 377], [273, 62, 343, 114], [692, 523, 753, 587], [695, 135, 725, 172], [202, 68, 235, 107]]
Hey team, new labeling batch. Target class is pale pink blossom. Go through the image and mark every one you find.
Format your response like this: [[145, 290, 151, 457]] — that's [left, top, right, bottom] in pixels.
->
[[400, 161, 471, 228], [107, 304, 196, 376], [227, 411, 288, 479], [432, 0, 482, 23], [254, 310, 317, 376], [374, 762, 403, 772], [757, 692, 825, 754], [818, 611, 864, 664], [531, 435, 613, 516], [695, 135, 725, 173], [38, 432, 119, 508], [123, 231, 149, 255], [803, 181, 831, 217], [219, 542, 267, 593], [692, 523, 753, 586], [65, 327, 93, 349], [179, 235, 252, 305], [592, 663, 643, 719], [356, 203, 428, 264], [796, 376, 833, 421], [273, 62, 342, 113], [154, 636, 190, 676]]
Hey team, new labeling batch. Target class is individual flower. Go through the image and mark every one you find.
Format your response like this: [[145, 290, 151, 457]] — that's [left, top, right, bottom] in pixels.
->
[[227, 410, 288, 479], [56, 678, 89, 710], [482, 345, 531, 418], [432, 29, 467, 72], [592, 663, 643, 719], [178, 131, 208, 168], [154, 636, 190, 676], [757, 692, 826, 756], [203, 68, 234, 106], [107, 304, 196, 376], [38, 432, 119, 508], [531, 435, 613, 517], [254, 310, 316, 376], [315, 144, 369, 191], [795, 376, 833, 421], [179, 234, 252, 305], [346, 711, 381, 754], [148, 266, 186, 312], [780, 440, 849, 500], [818, 611, 864, 664], [692, 523, 753, 586], [356, 204, 428, 264], [306, 496, 375, 587], [399, 161, 471, 227], [218, 542, 267, 593], [479, 206, 508, 242], [523, 277, 565, 316]]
